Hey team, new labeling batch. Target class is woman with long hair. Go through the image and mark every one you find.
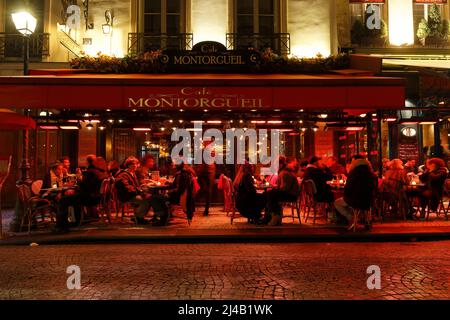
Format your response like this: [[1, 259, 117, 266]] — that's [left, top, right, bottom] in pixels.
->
[[233, 162, 266, 223]]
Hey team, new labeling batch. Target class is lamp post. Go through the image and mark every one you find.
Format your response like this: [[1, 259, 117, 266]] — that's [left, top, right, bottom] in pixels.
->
[[12, 12, 36, 186], [12, 11, 37, 75]]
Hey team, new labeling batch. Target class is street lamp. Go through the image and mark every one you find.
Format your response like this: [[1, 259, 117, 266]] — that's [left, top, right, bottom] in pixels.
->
[[11, 11, 37, 75]]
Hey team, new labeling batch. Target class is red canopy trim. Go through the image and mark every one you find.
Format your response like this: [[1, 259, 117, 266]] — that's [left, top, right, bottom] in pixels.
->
[[0, 109, 36, 130]]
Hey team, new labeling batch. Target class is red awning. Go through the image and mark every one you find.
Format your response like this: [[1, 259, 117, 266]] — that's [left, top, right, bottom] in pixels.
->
[[0, 73, 406, 111], [0, 109, 36, 130]]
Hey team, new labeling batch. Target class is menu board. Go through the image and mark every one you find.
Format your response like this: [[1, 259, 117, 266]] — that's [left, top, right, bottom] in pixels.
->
[[398, 125, 419, 162]]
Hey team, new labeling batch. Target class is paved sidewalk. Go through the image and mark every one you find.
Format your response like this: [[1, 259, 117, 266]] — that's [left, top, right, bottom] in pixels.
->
[[1, 242, 449, 300], [1, 207, 450, 245]]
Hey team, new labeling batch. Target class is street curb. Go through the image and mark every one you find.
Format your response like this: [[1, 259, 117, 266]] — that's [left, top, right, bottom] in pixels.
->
[[1, 231, 450, 245]]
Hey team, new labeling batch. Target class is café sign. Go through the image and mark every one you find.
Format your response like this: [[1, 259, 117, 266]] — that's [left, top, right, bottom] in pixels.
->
[[161, 41, 258, 72], [128, 87, 269, 109]]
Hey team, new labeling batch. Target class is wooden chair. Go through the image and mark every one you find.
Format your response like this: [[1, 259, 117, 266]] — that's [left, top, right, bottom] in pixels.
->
[[280, 197, 301, 224], [302, 180, 330, 225], [348, 208, 371, 232], [17, 184, 55, 234]]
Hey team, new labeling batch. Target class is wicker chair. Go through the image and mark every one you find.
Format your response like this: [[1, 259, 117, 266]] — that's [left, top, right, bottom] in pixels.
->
[[17, 184, 55, 233]]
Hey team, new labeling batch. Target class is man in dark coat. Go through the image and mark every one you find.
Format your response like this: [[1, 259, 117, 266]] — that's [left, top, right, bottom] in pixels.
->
[[78, 155, 109, 207], [302, 156, 334, 203], [334, 158, 377, 229]]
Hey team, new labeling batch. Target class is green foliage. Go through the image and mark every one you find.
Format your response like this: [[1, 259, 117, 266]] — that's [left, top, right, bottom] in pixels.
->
[[351, 18, 388, 46], [351, 20, 366, 45], [417, 18, 430, 40], [416, 4, 449, 45], [70, 49, 351, 75], [428, 4, 442, 38]]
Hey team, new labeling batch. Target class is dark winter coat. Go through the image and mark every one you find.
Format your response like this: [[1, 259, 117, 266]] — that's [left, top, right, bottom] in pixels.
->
[[344, 160, 378, 210]]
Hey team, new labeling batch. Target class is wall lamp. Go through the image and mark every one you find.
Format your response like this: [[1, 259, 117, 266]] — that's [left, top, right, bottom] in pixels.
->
[[102, 10, 114, 35]]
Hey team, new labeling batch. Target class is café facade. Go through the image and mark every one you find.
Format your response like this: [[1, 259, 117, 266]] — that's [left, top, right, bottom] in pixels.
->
[[0, 0, 448, 209]]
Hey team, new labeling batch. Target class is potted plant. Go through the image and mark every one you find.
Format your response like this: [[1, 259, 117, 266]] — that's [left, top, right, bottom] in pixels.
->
[[417, 18, 430, 46]]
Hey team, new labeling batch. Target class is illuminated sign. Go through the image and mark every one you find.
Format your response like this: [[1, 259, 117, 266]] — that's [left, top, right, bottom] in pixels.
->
[[128, 87, 269, 109], [162, 41, 258, 72]]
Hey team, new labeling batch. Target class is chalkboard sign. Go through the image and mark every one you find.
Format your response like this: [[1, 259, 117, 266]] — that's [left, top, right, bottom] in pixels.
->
[[398, 125, 419, 162]]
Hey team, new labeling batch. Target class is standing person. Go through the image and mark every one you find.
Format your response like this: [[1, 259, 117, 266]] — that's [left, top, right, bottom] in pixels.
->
[[196, 162, 216, 216], [168, 162, 197, 222], [233, 162, 266, 224], [265, 157, 301, 226], [303, 156, 334, 203], [136, 154, 156, 184], [334, 157, 378, 230]]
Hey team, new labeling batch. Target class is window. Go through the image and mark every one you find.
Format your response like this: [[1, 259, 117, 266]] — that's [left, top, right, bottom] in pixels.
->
[[143, 0, 184, 34], [236, 0, 278, 34], [350, 3, 386, 46], [413, 3, 445, 44]]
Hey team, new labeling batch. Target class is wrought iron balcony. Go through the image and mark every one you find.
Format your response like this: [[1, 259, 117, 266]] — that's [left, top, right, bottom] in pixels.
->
[[128, 33, 194, 55], [226, 33, 290, 55], [0, 33, 50, 61]]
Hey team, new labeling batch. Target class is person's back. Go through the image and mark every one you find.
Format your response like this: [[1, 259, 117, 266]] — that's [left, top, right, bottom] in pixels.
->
[[303, 165, 332, 202], [115, 169, 139, 203], [344, 160, 377, 210], [383, 168, 408, 193], [277, 168, 300, 197]]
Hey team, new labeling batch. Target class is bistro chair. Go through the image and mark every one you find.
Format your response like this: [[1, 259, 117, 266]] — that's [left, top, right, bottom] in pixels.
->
[[280, 197, 301, 224], [17, 184, 55, 234], [348, 208, 371, 232], [302, 180, 330, 225]]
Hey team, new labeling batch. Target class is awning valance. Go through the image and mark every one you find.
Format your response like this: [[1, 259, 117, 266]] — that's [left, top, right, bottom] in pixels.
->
[[0, 73, 405, 111]]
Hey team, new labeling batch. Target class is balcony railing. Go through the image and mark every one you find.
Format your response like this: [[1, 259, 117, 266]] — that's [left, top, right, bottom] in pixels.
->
[[0, 33, 50, 61], [226, 33, 290, 55], [128, 33, 194, 55]]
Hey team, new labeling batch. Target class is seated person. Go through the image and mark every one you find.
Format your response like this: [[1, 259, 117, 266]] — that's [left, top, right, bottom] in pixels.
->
[[326, 156, 346, 176], [302, 156, 334, 203], [233, 162, 266, 224], [108, 160, 121, 178], [115, 156, 169, 226], [417, 158, 447, 217], [43, 162, 80, 233], [78, 155, 109, 215], [136, 154, 156, 184], [168, 162, 197, 221], [265, 157, 301, 226], [334, 157, 377, 230], [404, 159, 418, 174], [381, 159, 410, 218]]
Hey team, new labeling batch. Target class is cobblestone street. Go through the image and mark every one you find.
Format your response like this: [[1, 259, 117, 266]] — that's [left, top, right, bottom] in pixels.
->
[[0, 241, 449, 300]]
